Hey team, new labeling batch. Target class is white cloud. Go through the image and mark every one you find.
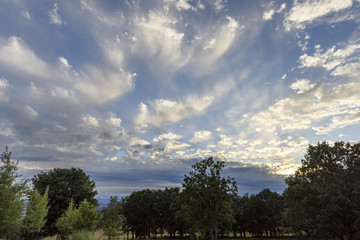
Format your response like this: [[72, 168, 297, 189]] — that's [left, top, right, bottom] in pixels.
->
[[0, 77, 9, 102], [331, 61, 360, 77], [263, 9, 275, 21], [130, 138, 150, 146], [284, 0, 352, 31], [218, 134, 232, 148], [213, 0, 226, 12], [75, 66, 135, 104], [251, 80, 360, 136], [299, 43, 360, 75], [59, 56, 71, 68], [153, 132, 182, 142], [104, 156, 118, 161], [0, 37, 51, 78], [132, 11, 187, 70], [190, 130, 213, 143], [105, 115, 122, 128], [263, 3, 286, 21], [197, 15, 242, 68], [24, 105, 38, 119], [21, 10, 31, 20], [290, 79, 315, 94], [82, 114, 99, 126], [165, 141, 190, 153], [171, 0, 196, 11], [48, 3, 65, 25], [135, 95, 214, 129]]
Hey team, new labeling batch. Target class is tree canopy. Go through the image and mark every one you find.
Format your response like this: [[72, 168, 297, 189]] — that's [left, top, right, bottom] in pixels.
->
[[284, 141, 360, 240], [181, 157, 237, 240], [32, 168, 98, 235]]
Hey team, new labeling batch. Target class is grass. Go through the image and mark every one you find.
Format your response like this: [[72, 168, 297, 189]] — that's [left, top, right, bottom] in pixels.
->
[[38, 230, 300, 240]]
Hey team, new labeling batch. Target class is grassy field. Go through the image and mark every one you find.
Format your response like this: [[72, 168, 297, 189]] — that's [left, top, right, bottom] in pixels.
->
[[39, 230, 299, 240]]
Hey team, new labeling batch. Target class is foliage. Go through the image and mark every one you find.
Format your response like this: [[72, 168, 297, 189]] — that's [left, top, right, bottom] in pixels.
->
[[23, 186, 50, 238], [181, 157, 237, 240], [284, 141, 360, 240], [56, 199, 99, 239], [56, 200, 78, 238], [100, 196, 123, 239], [0, 146, 28, 240], [32, 168, 98, 234], [122, 189, 155, 238]]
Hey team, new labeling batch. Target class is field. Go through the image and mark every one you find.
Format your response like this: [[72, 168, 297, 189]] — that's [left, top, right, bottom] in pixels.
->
[[39, 230, 299, 240]]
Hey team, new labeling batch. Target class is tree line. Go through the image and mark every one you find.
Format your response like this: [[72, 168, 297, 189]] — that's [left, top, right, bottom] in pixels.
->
[[1, 141, 360, 240]]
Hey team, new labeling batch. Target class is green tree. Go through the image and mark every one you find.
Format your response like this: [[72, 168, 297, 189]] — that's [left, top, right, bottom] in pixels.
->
[[100, 196, 123, 240], [56, 200, 78, 239], [284, 141, 360, 240], [181, 157, 237, 240], [76, 199, 98, 232], [0, 146, 28, 240], [23, 187, 50, 239], [56, 199, 98, 239], [32, 168, 98, 235]]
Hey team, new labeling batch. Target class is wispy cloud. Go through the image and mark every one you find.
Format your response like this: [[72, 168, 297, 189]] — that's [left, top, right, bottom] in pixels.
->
[[284, 0, 352, 30], [48, 3, 65, 25]]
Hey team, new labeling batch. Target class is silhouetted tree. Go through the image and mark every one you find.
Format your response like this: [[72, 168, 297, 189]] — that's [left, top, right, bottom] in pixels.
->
[[284, 141, 360, 240], [181, 157, 237, 240]]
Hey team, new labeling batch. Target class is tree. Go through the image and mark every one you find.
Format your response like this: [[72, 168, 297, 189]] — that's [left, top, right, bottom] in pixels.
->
[[56, 199, 98, 239], [0, 146, 28, 240], [32, 168, 98, 235], [100, 196, 123, 240], [23, 187, 50, 239], [181, 157, 237, 240], [246, 189, 284, 238], [122, 189, 156, 238], [56, 200, 78, 239], [284, 141, 360, 240]]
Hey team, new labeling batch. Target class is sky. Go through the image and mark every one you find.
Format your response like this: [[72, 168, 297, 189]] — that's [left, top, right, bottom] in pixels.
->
[[1, 0, 360, 198]]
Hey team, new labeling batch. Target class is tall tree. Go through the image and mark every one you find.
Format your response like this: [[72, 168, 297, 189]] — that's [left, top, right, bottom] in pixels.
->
[[284, 141, 360, 240], [32, 168, 98, 235], [100, 196, 123, 240], [23, 187, 50, 239], [122, 189, 155, 238], [0, 146, 28, 240], [181, 157, 237, 240]]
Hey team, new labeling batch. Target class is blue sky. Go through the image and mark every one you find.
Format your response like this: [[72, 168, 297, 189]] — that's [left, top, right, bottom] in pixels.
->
[[1, 0, 360, 198]]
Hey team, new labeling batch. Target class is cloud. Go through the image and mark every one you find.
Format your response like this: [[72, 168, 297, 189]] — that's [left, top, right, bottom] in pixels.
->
[[251, 80, 360, 136], [75, 66, 135, 104], [263, 3, 286, 21], [21, 10, 31, 20], [213, 0, 226, 12], [135, 95, 214, 129], [290, 79, 315, 94], [190, 130, 213, 143], [299, 42, 360, 76], [153, 132, 182, 142], [0, 77, 9, 102], [204, 16, 241, 62], [131, 10, 188, 71], [0, 37, 51, 78], [284, 0, 352, 31], [48, 3, 65, 25]]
